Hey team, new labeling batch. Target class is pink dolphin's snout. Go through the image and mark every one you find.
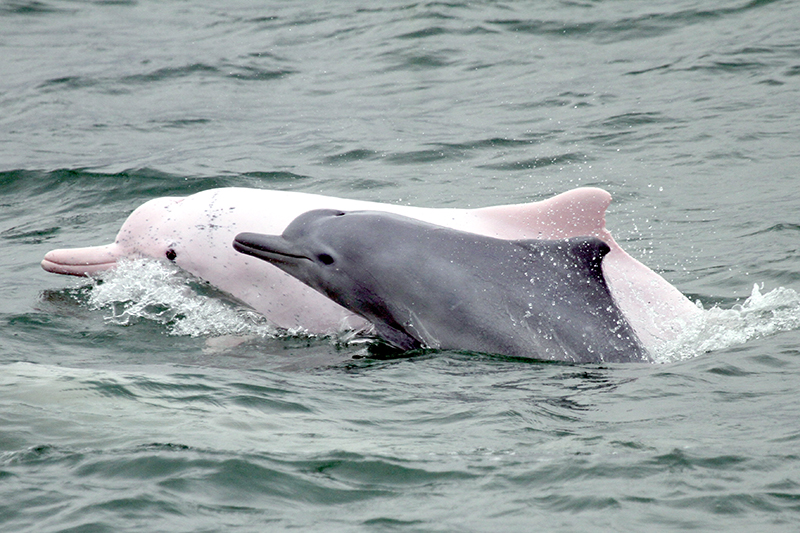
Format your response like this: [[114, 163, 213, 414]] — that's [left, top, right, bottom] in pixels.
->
[[41, 243, 122, 276]]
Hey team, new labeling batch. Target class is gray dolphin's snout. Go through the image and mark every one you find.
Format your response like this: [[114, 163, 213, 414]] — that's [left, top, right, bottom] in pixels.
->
[[233, 232, 307, 263]]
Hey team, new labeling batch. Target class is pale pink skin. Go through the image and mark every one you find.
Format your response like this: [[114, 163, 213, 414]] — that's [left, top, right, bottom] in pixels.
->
[[41, 187, 701, 353]]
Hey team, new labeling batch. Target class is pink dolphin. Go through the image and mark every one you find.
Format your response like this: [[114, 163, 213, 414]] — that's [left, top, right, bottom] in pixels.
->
[[41, 187, 700, 353]]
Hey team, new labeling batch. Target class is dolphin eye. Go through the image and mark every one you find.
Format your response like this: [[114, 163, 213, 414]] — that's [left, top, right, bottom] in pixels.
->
[[166, 249, 177, 261], [318, 253, 334, 265]]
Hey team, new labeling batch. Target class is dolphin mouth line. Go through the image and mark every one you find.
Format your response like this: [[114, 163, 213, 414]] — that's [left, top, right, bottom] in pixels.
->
[[232, 235, 310, 264], [40, 247, 121, 276], [41, 258, 118, 271]]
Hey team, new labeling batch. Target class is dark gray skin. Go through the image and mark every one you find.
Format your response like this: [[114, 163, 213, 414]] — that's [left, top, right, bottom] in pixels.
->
[[233, 209, 650, 363]]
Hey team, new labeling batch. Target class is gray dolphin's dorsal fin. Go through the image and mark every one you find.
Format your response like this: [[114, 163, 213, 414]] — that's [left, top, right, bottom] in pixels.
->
[[565, 236, 611, 284], [514, 236, 611, 285], [472, 187, 612, 240]]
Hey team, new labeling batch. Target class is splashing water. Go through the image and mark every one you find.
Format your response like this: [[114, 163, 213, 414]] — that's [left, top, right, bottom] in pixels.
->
[[654, 284, 800, 363], [88, 259, 278, 338]]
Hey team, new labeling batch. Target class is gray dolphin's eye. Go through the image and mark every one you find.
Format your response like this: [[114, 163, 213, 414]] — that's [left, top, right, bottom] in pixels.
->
[[166, 249, 177, 261], [318, 253, 334, 265]]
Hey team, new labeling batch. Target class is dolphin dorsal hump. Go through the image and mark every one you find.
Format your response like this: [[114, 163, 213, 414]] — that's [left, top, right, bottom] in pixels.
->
[[472, 187, 612, 241]]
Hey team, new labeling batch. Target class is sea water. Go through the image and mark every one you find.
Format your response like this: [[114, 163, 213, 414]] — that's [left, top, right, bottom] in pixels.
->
[[2, 1, 800, 531]]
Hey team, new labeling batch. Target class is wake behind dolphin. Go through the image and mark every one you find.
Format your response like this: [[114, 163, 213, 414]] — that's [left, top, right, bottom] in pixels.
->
[[233, 209, 650, 363]]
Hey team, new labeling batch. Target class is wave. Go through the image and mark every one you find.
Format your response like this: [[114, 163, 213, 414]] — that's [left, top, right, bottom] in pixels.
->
[[0, 169, 315, 210], [486, 0, 783, 44], [38, 63, 294, 94]]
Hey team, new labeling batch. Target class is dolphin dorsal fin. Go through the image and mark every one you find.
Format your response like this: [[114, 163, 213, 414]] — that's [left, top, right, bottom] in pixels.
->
[[472, 187, 613, 241], [515, 235, 611, 286], [565, 236, 611, 284]]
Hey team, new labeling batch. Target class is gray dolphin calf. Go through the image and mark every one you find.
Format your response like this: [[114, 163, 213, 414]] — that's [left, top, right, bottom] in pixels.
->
[[233, 209, 649, 363]]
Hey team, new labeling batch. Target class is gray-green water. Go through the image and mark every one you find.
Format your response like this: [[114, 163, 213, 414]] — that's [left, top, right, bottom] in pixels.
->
[[2, 1, 800, 531]]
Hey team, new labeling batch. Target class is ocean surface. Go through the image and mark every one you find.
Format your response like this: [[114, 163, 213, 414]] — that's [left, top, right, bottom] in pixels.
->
[[2, 0, 800, 531]]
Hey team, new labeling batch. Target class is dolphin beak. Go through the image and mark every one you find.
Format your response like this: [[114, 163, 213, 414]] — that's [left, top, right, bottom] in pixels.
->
[[41, 243, 121, 276], [233, 232, 309, 265]]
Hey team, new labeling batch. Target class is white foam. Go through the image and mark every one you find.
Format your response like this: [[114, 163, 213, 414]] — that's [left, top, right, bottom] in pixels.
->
[[653, 284, 800, 363], [88, 258, 278, 338]]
